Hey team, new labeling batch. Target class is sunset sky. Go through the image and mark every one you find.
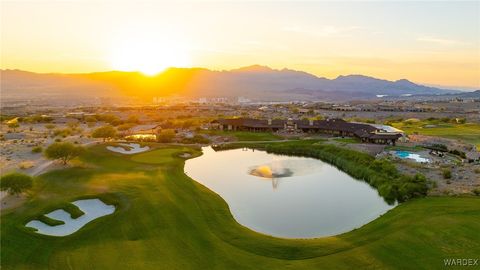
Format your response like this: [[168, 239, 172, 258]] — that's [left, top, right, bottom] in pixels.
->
[[1, 1, 479, 89]]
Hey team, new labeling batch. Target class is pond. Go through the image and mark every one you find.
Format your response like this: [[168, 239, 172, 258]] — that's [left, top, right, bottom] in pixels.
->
[[185, 147, 395, 238]]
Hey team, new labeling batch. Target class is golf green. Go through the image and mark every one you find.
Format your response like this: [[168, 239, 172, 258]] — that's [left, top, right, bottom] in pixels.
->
[[1, 144, 479, 269]]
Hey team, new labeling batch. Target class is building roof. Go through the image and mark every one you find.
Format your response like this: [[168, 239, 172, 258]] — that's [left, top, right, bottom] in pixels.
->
[[216, 118, 402, 140]]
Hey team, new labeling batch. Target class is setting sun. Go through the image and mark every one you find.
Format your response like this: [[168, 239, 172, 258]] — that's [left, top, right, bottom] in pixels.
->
[[110, 39, 190, 75]]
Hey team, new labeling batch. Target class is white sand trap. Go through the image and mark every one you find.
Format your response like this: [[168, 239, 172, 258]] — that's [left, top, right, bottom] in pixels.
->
[[107, 143, 150, 154], [25, 199, 115, 236]]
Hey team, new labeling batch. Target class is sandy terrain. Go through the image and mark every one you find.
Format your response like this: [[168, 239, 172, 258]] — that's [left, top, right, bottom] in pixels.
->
[[1, 123, 100, 211]]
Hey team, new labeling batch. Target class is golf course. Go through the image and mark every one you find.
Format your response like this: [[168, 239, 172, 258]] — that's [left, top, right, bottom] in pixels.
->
[[1, 143, 479, 269]]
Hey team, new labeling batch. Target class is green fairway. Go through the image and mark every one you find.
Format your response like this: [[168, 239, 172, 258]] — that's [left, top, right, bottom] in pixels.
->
[[391, 121, 480, 148], [201, 130, 283, 141], [1, 144, 479, 269]]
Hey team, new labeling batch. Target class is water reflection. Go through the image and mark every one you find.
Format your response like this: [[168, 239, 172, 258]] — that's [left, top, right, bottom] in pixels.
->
[[249, 160, 323, 189], [185, 147, 395, 238]]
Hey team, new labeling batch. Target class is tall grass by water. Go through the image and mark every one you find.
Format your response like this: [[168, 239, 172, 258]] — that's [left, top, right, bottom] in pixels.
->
[[215, 140, 428, 203]]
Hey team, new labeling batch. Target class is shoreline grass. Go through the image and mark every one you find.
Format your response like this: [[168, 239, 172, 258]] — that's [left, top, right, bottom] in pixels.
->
[[214, 140, 428, 203]]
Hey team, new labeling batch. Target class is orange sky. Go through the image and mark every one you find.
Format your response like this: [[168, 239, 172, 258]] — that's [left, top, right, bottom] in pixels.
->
[[1, 1, 479, 89]]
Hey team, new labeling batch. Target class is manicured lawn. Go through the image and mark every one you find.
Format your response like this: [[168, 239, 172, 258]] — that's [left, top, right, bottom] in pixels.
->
[[332, 137, 361, 144], [1, 144, 479, 269], [202, 130, 283, 141], [391, 121, 480, 148], [384, 145, 425, 152]]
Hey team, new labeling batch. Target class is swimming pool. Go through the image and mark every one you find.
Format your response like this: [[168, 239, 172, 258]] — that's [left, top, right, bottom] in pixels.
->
[[395, 151, 430, 163]]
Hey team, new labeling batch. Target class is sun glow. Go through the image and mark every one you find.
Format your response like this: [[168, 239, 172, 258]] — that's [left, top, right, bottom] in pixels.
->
[[110, 39, 190, 76]]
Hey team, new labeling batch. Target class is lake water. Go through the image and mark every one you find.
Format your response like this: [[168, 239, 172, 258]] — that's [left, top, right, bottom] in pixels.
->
[[184, 147, 395, 238]]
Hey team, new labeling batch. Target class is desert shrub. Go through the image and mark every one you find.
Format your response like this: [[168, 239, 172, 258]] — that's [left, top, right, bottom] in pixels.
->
[[85, 116, 97, 123], [456, 118, 466, 124], [92, 125, 117, 141], [45, 124, 56, 130], [117, 123, 135, 131], [442, 169, 452, 179], [449, 149, 466, 158], [0, 173, 33, 195], [53, 128, 72, 138], [45, 142, 84, 165], [32, 146, 43, 153], [181, 135, 210, 144], [125, 115, 140, 124], [426, 143, 448, 152], [96, 114, 122, 126], [157, 129, 176, 143], [18, 161, 34, 169], [440, 117, 451, 123]]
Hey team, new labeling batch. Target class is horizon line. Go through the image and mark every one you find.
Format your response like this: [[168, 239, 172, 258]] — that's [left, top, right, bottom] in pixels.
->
[[1, 66, 478, 91]]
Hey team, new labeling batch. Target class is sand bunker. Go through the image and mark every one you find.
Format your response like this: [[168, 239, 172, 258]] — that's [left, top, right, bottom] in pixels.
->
[[25, 199, 115, 236], [107, 143, 150, 154], [179, 153, 193, 158]]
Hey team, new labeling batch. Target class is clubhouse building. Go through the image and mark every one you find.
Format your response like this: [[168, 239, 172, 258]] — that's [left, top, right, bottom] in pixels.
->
[[213, 118, 403, 145]]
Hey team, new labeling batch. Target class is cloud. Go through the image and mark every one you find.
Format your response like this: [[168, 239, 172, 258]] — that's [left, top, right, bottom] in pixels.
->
[[282, 25, 362, 37], [417, 36, 469, 46]]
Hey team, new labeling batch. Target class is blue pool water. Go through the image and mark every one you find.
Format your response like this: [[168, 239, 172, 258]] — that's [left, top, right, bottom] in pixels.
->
[[396, 151, 410, 158], [394, 151, 430, 163]]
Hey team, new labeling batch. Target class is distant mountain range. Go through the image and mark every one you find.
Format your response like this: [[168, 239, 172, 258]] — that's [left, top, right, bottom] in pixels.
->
[[0, 65, 468, 102]]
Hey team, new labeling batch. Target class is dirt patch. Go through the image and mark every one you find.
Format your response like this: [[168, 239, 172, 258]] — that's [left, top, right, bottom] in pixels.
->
[[395, 160, 480, 196], [1, 192, 27, 211]]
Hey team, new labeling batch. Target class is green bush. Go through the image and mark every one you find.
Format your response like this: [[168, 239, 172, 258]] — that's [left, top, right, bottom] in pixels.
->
[[92, 125, 117, 142], [442, 169, 452, 179], [45, 142, 84, 165], [31, 146, 43, 153], [449, 149, 466, 158], [0, 173, 33, 195], [157, 129, 176, 143]]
